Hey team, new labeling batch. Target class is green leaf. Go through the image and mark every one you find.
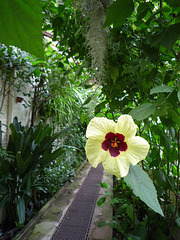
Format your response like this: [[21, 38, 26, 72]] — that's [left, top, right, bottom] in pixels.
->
[[109, 220, 122, 232], [166, 0, 180, 7], [40, 147, 65, 168], [0, 159, 10, 175], [0, 0, 44, 59], [17, 197, 25, 224], [16, 151, 25, 175], [137, 3, 149, 21], [8, 124, 24, 153], [104, 0, 134, 28], [141, 44, 159, 63], [160, 134, 171, 150], [154, 105, 168, 117], [111, 197, 121, 205], [168, 108, 180, 126], [127, 233, 141, 240], [153, 169, 167, 189], [0, 195, 9, 209], [80, 113, 88, 124], [152, 23, 180, 49], [124, 164, 164, 216], [109, 67, 119, 84], [83, 96, 92, 105], [129, 103, 156, 121], [176, 217, 180, 227], [178, 88, 180, 101], [150, 85, 174, 95], [97, 197, 106, 207], [126, 204, 133, 220], [98, 220, 106, 228], [95, 101, 106, 115], [13, 117, 20, 132], [0, 121, 2, 146], [100, 182, 110, 189]]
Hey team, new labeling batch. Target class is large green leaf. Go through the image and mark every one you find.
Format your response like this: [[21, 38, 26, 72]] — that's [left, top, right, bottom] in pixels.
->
[[124, 165, 164, 216], [150, 85, 174, 95], [104, 0, 134, 28], [0, 0, 44, 59], [152, 23, 180, 49], [165, 0, 180, 7], [129, 103, 156, 121], [168, 108, 180, 126]]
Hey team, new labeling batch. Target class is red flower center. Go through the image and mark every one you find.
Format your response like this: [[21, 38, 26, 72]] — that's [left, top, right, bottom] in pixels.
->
[[101, 132, 128, 157]]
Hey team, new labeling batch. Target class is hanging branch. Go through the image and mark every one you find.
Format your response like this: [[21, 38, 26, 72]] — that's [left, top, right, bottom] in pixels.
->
[[175, 128, 180, 216], [0, 69, 15, 113]]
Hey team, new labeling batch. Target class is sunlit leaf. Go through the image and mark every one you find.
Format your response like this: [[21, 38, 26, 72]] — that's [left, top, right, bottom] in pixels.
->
[[0, 0, 44, 59], [150, 85, 174, 95], [97, 196, 106, 207], [129, 103, 156, 121], [100, 182, 110, 189]]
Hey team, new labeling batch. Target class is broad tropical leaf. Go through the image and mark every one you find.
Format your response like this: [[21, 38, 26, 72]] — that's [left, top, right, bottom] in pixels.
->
[[124, 164, 164, 216], [104, 0, 134, 28], [0, 0, 44, 59], [150, 86, 174, 95], [129, 103, 156, 121]]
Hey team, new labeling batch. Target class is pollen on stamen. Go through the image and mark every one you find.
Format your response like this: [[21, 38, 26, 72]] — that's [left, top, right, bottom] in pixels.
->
[[111, 141, 118, 148]]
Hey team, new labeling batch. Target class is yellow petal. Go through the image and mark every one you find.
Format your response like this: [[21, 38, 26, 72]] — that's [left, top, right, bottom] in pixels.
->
[[115, 115, 137, 139], [124, 136, 150, 165], [86, 117, 116, 139], [102, 154, 130, 178], [85, 138, 107, 168]]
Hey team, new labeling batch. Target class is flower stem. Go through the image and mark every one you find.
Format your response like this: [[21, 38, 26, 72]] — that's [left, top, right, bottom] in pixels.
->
[[132, 192, 136, 232], [174, 128, 180, 218]]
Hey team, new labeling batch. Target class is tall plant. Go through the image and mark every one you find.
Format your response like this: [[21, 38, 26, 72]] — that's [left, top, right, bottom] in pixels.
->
[[0, 117, 66, 227]]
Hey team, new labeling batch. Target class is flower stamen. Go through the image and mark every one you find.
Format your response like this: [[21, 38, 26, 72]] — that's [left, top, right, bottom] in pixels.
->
[[111, 140, 118, 148]]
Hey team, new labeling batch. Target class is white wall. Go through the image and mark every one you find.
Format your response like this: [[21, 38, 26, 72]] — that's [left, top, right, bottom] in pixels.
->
[[0, 77, 32, 147]]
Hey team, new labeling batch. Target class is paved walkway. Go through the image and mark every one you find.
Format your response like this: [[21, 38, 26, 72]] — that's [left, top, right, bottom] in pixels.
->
[[14, 162, 112, 240], [51, 164, 104, 240]]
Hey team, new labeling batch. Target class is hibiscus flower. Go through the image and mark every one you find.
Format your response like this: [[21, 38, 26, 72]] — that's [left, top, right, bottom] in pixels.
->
[[85, 115, 150, 178]]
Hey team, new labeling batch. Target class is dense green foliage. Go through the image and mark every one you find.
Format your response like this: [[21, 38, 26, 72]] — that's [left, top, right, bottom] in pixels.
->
[[0, 117, 66, 226], [0, 0, 179, 239]]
